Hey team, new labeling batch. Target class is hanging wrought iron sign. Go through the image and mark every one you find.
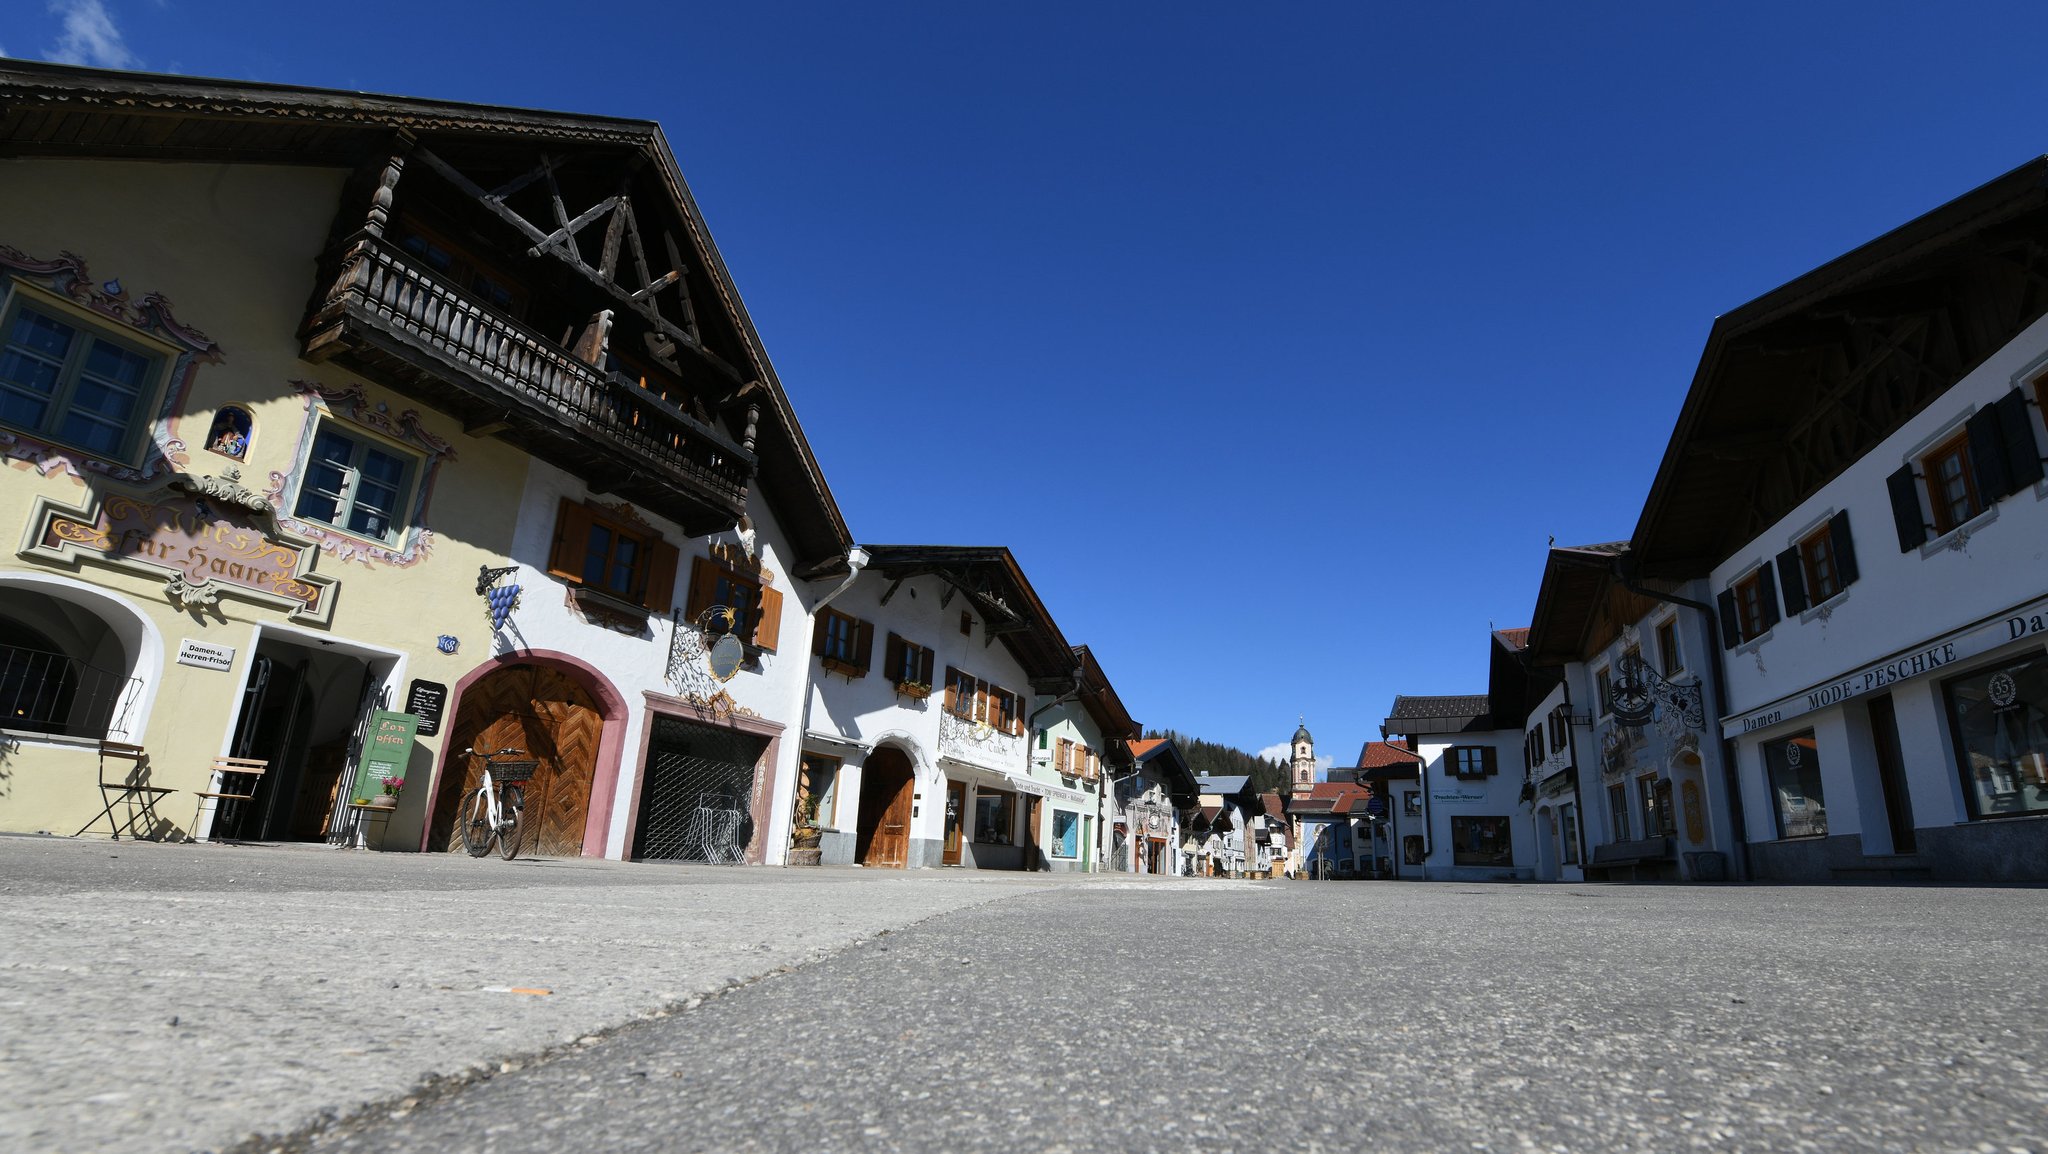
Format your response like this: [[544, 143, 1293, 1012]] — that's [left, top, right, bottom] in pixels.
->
[[476, 564, 520, 630], [1609, 651, 1705, 730]]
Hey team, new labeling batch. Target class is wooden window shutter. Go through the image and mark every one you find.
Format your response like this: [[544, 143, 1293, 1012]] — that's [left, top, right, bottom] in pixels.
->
[[945, 666, 959, 714], [853, 620, 875, 672], [1755, 563, 1780, 631], [684, 556, 721, 619], [918, 646, 935, 687], [753, 585, 783, 651], [1996, 388, 2046, 491], [1967, 405, 2014, 501], [1716, 589, 1740, 650], [975, 681, 989, 722], [644, 538, 680, 612], [1776, 547, 1809, 615], [813, 610, 832, 657], [885, 633, 904, 680], [1885, 465, 1928, 551], [1481, 746, 1497, 776], [1829, 510, 1859, 588], [546, 499, 596, 581]]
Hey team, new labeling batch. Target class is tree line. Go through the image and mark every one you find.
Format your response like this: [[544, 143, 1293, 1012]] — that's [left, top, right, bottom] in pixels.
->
[[1141, 728, 1290, 795]]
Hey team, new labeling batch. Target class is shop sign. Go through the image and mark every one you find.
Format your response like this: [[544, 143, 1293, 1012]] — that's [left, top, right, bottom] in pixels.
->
[[1430, 787, 1488, 804], [175, 639, 236, 671], [353, 710, 420, 800], [1730, 594, 2048, 735], [27, 489, 337, 624], [405, 679, 448, 737]]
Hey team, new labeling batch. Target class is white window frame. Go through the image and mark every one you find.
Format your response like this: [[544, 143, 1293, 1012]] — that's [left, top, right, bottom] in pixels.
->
[[289, 418, 424, 547], [0, 283, 175, 464]]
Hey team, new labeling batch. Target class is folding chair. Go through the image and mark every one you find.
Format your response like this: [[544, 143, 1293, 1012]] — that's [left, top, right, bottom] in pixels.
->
[[76, 740, 177, 840], [191, 757, 269, 842]]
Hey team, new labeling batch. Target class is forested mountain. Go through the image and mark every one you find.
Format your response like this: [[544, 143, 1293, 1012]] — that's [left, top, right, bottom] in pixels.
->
[[1142, 728, 1288, 794]]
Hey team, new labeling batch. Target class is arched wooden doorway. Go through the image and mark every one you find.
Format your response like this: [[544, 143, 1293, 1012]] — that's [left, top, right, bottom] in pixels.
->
[[854, 746, 915, 868], [430, 663, 603, 857]]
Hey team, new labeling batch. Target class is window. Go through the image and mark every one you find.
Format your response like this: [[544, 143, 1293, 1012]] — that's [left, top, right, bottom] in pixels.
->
[[1944, 652, 2048, 821], [943, 666, 1024, 735], [394, 217, 526, 316], [1763, 730, 1827, 839], [1923, 432, 1981, 535], [1778, 512, 1861, 617], [683, 556, 784, 650], [1560, 803, 1579, 864], [1717, 565, 1779, 649], [974, 790, 1014, 844], [883, 634, 935, 690], [545, 499, 678, 611], [797, 754, 840, 829], [1402, 790, 1421, 817], [960, 611, 973, 635], [1548, 710, 1567, 753], [812, 607, 874, 676], [1449, 816, 1512, 867], [1886, 395, 2044, 552], [0, 293, 168, 461], [1656, 619, 1681, 677], [1056, 737, 1073, 775], [1595, 667, 1612, 717], [1608, 782, 1629, 841], [1051, 810, 1080, 858], [292, 422, 421, 545], [1448, 746, 1494, 778]]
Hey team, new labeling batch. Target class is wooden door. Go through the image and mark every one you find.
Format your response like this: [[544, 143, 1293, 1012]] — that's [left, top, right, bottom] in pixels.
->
[[1021, 795, 1043, 871], [855, 749, 913, 869], [432, 665, 601, 857], [942, 780, 965, 865]]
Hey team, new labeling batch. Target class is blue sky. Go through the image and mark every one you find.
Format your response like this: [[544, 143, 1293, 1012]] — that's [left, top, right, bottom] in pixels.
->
[[11, 2, 2048, 769]]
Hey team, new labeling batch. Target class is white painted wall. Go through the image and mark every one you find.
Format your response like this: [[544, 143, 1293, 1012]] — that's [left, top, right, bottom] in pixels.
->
[[1410, 732, 1531, 880]]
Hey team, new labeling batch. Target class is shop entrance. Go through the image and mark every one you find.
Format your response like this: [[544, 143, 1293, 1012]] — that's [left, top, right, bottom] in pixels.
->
[[633, 714, 765, 862], [431, 664, 602, 857], [219, 636, 388, 842], [941, 780, 966, 865], [854, 746, 914, 868]]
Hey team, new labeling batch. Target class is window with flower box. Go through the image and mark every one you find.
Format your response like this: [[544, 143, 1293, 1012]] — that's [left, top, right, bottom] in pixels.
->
[[812, 607, 874, 677], [944, 666, 1023, 735], [883, 634, 935, 697]]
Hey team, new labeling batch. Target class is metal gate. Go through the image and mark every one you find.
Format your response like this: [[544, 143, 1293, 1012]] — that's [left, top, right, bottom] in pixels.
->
[[635, 715, 764, 862]]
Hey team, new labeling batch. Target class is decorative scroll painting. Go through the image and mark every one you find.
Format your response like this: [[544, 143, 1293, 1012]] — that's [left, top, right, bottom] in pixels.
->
[[25, 486, 338, 624], [0, 244, 223, 483], [265, 379, 455, 568]]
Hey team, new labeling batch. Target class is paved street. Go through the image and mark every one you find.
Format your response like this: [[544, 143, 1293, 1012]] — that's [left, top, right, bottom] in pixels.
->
[[5, 838, 2046, 1153]]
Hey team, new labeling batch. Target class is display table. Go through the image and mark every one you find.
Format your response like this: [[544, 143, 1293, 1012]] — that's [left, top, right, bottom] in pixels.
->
[[341, 800, 396, 850]]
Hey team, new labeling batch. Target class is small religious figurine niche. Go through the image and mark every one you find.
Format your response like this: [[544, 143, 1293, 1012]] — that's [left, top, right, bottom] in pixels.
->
[[204, 405, 254, 461]]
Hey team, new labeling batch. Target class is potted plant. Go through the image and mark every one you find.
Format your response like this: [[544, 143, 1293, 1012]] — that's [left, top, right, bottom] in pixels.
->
[[789, 793, 824, 865], [894, 678, 932, 701], [369, 776, 403, 808]]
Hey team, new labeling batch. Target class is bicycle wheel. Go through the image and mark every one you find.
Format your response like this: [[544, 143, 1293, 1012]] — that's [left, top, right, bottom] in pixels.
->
[[459, 787, 496, 857], [497, 784, 526, 861]]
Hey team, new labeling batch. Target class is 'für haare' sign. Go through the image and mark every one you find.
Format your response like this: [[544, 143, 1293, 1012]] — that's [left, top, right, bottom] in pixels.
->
[[1730, 595, 2048, 735], [25, 489, 337, 624]]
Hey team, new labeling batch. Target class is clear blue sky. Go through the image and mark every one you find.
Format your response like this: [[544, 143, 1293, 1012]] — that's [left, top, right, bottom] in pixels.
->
[[12, 2, 2048, 768]]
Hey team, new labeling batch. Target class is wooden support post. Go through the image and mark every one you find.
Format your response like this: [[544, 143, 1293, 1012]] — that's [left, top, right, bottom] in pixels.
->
[[365, 135, 413, 238]]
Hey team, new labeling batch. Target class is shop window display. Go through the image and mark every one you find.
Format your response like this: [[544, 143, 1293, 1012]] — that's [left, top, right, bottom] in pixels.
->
[[1945, 652, 2048, 820], [1763, 730, 1827, 838]]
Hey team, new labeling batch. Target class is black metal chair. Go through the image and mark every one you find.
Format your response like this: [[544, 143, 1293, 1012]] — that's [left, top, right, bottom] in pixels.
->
[[76, 740, 177, 840]]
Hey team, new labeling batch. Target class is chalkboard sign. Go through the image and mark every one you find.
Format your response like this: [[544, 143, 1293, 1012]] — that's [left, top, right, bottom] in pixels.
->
[[405, 679, 448, 737], [354, 710, 420, 801]]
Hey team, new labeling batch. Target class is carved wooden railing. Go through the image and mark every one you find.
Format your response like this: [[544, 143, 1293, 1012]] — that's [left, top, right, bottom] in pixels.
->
[[308, 231, 752, 504]]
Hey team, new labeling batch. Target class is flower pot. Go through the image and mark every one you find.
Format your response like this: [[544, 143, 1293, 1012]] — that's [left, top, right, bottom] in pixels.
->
[[368, 794, 398, 809]]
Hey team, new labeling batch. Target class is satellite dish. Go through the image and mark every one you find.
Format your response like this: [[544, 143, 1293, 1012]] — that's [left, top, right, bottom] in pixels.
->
[[707, 634, 746, 682]]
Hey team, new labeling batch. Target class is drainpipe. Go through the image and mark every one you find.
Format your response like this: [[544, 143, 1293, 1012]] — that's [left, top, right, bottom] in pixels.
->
[[787, 546, 870, 863]]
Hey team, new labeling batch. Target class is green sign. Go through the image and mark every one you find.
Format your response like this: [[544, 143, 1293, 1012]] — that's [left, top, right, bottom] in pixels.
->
[[354, 710, 420, 800]]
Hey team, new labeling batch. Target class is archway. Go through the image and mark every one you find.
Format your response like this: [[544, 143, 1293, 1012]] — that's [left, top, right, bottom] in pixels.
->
[[427, 655, 622, 857], [855, 745, 915, 868], [0, 572, 161, 741]]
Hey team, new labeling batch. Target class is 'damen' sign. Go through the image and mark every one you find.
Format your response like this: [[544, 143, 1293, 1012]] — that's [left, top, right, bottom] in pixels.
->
[[354, 710, 420, 801]]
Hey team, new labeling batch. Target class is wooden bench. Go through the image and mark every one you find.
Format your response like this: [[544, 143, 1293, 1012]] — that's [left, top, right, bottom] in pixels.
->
[[1587, 836, 1674, 881], [191, 757, 270, 842], [76, 741, 177, 841]]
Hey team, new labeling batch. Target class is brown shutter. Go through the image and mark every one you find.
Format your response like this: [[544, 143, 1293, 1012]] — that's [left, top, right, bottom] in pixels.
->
[[975, 681, 989, 722], [1481, 746, 1497, 776], [1776, 547, 1808, 615], [918, 646, 935, 687], [1967, 404, 2014, 500], [1997, 387, 2045, 491], [753, 585, 783, 651], [643, 538, 680, 612], [853, 620, 874, 672], [1717, 589, 1740, 649], [813, 610, 832, 656], [945, 666, 959, 714], [1755, 564, 1780, 631], [684, 556, 720, 619], [885, 633, 904, 681], [546, 499, 595, 581]]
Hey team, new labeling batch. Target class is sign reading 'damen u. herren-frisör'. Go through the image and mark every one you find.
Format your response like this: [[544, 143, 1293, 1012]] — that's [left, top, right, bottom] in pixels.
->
[[1730, 595, 2048, 735]]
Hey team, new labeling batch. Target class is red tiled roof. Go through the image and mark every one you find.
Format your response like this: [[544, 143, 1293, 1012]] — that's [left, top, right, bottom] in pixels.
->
[[1358, 740, 1421, 769], [1495, 627, 1531, 650], [1262, 793, 1286, 820], [1128, 738, 1167, 758]]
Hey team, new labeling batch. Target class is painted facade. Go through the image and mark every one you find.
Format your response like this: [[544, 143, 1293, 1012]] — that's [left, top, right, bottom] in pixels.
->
[[1109, 738, 1194, 874]]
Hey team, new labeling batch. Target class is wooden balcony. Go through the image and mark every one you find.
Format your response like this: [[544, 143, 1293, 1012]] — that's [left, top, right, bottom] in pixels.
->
[[301, 231, 753, 536]]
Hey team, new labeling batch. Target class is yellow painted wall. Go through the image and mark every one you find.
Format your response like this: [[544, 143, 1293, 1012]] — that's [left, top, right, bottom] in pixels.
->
[[0, 158, 532, 840]]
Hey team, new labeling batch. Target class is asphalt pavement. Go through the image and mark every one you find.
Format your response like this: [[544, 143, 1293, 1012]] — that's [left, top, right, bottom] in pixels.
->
[[5, 835, 2045, 1153]]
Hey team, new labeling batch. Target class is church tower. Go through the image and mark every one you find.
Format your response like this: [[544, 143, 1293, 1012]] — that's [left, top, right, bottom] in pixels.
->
[[1289, 718, 1316, 795]]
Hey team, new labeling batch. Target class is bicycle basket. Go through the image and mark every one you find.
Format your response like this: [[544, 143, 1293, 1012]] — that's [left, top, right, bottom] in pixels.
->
[[492, 760, 539, 782]]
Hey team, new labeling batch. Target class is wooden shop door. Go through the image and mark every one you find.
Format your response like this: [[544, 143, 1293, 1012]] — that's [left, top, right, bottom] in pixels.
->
[[855, 748, 915, 868], [432, 665, 602, 857], [942, 780, 966, 865]]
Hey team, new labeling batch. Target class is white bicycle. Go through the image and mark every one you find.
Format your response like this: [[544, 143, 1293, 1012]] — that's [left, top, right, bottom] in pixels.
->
[[459, 746, 535, 860]]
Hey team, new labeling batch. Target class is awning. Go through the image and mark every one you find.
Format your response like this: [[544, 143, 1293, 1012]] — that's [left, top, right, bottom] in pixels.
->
[[938, 755, 1090, 805]]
